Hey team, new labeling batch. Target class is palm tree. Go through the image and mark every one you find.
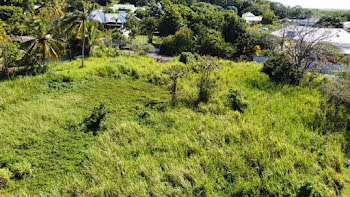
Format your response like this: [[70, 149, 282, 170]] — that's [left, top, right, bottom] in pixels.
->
[[61, 1, 96, 68], [86, 21, 104, 56], [25, 19, 65, 67], [37, 0, 64, 20]]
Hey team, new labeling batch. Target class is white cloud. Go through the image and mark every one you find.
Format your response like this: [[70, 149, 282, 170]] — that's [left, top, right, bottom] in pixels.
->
[[270, 0, 350, 10]]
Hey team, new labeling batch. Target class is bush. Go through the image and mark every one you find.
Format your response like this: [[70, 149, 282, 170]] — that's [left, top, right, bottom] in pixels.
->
[[92, 46, 121, 58], [179, 52, 200, 64], [227, 89, 248, 112], [79, 104, 108, 136], [262, 55, 303, 85], [195, 56, 220, 105]]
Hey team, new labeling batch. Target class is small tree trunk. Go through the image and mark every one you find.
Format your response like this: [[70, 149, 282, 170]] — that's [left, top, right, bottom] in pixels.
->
[[148, 34, 153, 44], [82, 19, 86, 68]]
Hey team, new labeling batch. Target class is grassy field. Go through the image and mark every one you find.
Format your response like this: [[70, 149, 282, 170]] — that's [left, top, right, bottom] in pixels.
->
[[0, 55, 348, 196]]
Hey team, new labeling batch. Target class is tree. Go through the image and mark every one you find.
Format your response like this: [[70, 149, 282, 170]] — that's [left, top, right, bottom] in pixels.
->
[[62, 1, 96, 68], [316, 16, 344, 28], [161, 26, 194, 56], [269, 2, 288, 19], [222, 10, 247, 45], [280, 26, 337, 72], [0, 6, 26, 35], [36, 0, 64, 21], [25, 19, 65, 67], [197, 27, 235, 58], [124, 13, 140, 40], [262, 10, 277, 25], [0, 0, 34, 11], [141, 17, 157, 43], [158, 4, 184, 36], [86, 21, 103, 56]]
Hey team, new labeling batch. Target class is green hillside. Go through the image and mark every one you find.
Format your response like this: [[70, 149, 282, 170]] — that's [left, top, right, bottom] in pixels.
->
[[0, 56, 347, 196]]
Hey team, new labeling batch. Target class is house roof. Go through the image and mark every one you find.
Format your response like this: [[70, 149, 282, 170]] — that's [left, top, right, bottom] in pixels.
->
[[242, 12, 255, 18], [344, 21, 350, 29], [271, 25, 350, 54], [242, 12, 262, 22], [89, 10, 129, 24], [299, 18, 320, 24]]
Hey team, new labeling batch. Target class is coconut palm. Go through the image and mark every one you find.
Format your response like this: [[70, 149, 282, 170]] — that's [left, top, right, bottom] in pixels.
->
[[86, 21, 104, 56], [37, 0, 64, 20], [25, 19, 65, 66], [61, 1, 96, 68]]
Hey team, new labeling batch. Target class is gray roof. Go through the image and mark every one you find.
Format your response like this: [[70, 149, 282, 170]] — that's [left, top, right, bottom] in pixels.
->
[[89, 10, 129, 24], [271, 25, 350, 54]]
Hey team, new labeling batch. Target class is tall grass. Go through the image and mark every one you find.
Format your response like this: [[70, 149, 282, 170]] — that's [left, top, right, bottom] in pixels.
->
[[0, 56, 346, 196]]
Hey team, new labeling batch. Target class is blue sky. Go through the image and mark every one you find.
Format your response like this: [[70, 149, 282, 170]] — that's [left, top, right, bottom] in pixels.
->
[[270, 0, 350, 10]]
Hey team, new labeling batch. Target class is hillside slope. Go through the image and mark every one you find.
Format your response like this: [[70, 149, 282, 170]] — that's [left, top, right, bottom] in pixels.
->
[[0, 56, 346, 196]]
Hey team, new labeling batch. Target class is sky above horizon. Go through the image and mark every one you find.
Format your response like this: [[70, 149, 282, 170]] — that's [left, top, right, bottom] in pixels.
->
[[270, 0, 350, 10]]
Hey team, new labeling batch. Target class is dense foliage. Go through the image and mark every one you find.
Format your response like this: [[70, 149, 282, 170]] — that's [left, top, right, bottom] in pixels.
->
[[262, 55, 303, 85]]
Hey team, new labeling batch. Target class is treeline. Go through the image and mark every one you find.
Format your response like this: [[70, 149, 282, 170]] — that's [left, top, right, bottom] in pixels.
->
[[133, 1, 279, 59]]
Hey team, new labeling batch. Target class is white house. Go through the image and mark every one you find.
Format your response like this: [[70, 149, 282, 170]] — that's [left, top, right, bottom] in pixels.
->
[[242, 12, 262, 24], [271, 26, 350, 55]]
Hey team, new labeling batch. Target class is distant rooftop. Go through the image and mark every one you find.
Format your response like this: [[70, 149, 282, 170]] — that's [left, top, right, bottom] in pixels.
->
[[271, 25, 350, 54], [242, 12, 262, 23], [344, 21, 350, 29], [89, 10, 129, 27]]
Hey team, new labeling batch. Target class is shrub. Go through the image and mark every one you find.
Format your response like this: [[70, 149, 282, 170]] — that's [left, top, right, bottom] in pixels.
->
[[227, 89, 248, 112], [320, 72, 350, 152], [195, 56, 220, 105], [80, 104, 108, 136], [297, 181, 315, 197], [179, 52, 200, 64], [167, 64, 187, 105], [262, 55, 303, 85], [0, 168, 12, 187], [92, 46, 120, 58], [9, 162, 33, 180]]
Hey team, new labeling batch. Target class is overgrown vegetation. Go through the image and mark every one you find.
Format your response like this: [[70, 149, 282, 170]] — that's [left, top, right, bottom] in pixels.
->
[[0, 56, 348, 196]]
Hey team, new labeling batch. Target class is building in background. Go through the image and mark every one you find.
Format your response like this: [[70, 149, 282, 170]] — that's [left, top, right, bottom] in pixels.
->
[[242, 12, 262, 24], [89, 10, 128, 28], [271, 26, 350, 56]]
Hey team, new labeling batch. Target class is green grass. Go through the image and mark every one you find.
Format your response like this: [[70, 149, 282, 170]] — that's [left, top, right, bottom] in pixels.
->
[[0, 56, 347, 196]]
